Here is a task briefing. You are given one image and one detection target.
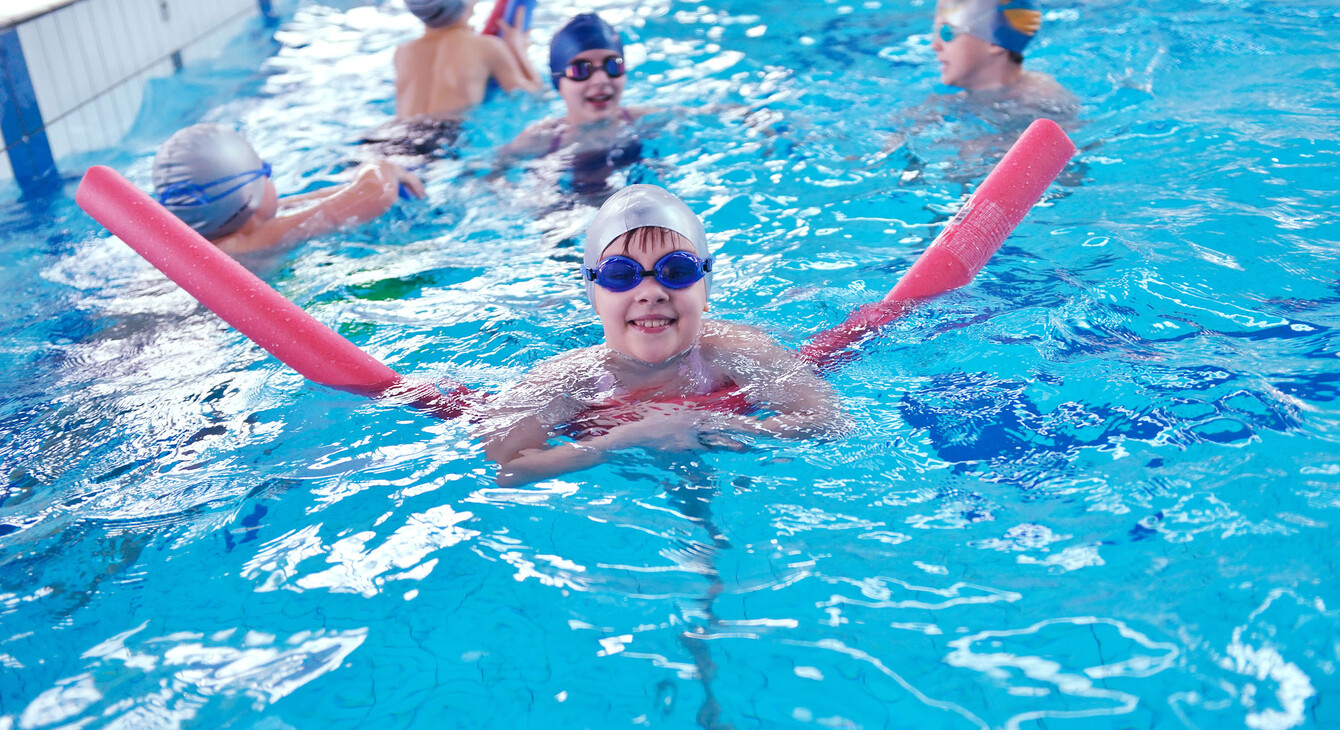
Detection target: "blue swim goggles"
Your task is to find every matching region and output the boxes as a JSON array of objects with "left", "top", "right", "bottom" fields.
[
  {"left": 937, "top": 22, "right": 963, "bottom": 43},
  {"left": 156, "top": 162, "right": 272, "bottom": 207},
  {"left": 584, "top": 251, "right": 712, "bottom": 292}
]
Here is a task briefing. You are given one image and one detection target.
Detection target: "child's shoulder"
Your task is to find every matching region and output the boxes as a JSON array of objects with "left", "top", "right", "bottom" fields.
[
  {"left": 699, "top": 319, "right": 796, "bottom": 371},
  {"left": 1014, "top": 71, "right": 1080, "bottom": 114},
  {"left": 525, "top": 345, "right": 611, "bottom": 389},
  {"left": 700, "top": 319, "right": 775, "bottom": 348}
]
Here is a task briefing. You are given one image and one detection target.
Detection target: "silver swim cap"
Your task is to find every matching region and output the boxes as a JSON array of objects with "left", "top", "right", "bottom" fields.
[
  {"left": 406, "top": 0, "right": 469, "bottom": 28},
  {"left": 583, "top": 184, "right": 712, "bottom": 304},
  {"left": 152, "top": 124, "right": 267, "bottom": 240}
]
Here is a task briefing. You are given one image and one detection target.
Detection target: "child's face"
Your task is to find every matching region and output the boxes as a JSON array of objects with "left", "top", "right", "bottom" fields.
[
  {"left": 930, "top": 21, "right": 998, "bottom": 88},
  {"left": 558, "top": 48, "right": 626, "bottom": 125},
  {"left": 592, "top": 230, "right": 707, "bottom": 365}
]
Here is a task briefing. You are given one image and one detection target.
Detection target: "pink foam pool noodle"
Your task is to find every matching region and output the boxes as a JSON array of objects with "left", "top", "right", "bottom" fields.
[{"left": 800, "top": 118, "right": 1076, "bottom": 366}]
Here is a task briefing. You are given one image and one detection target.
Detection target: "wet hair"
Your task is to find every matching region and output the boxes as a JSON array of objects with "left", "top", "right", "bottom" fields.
[
  {"left": 1009, "top": 50, "right": 1024, "bottom": 64},
  {"left": 606, "top": 226, "right": 692, "bottom": 257}
]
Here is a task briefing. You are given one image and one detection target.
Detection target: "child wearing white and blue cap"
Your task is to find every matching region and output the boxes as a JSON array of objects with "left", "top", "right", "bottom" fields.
[
  {"left": 478, "top": 184, "right": 849, "bottom": 486},
  {"left": 930, "top": 0, "right": 1073, "bottom": 106},
  {"left": 153, "top": 124, "right": 424, "bottom": 254}
]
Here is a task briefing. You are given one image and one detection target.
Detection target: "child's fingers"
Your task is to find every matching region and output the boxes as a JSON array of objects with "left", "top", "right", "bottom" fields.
[
  {"left": 402, "top": 173, "right": 426, "bottom": 199},
  {"left": 697, "top": 432, "right": 749, "bottom": 452}
]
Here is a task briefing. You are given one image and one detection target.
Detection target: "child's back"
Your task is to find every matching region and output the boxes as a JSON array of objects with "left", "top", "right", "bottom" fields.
[{"left": 395, "top": 0, "right": 539, "bottom": 119}]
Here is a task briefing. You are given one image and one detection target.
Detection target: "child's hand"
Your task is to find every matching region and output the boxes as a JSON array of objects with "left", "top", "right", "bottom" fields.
[
  {"left": 497, "top": 15, "right": 529, "bottom": 52},
  {"left": 594, "top": 405, "right": 701, "bottom": 452},
  {"left": 391, "top": 164, "right": 426, "bottom": 199},
  {"left": 594, "top": 405, "right": 752, "bottom": 454}
]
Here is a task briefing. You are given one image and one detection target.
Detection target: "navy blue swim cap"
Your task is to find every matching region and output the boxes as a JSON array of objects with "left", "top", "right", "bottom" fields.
[{"left": 549, "top": 13, "right": 623, "bottom": 89}]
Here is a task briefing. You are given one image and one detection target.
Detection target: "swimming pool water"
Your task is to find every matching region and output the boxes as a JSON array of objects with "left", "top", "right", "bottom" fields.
[{"left": 2, "top": 0, "right": 1339, "bottom": 727}]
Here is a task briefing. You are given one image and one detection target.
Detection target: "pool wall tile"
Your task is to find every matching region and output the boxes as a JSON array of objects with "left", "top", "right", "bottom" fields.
[{"left": 2, "top": 0, "right": 285, "bottom": 195}]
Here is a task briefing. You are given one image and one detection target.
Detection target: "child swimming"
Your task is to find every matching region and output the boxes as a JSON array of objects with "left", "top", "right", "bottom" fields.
[
  {"left": 877, "top": 0, "right": 1077, "bottom": 171},
  {"left": 479, "top": 184, "right": 849, "bottom": 486},
  {"left": 929, "top": 0, "right": 1077, "bottom": 115},
  {"left": 496, "top": 13, "right": 648, "bottom": 194},
  {"left": 371, "top": 0, "right": 541, "bottom": 158},
  {"left": 153, "top": 124, "right": 425, "bottom": 255}
]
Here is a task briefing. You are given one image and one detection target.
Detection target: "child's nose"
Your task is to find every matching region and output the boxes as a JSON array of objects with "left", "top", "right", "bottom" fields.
[{"left": 634, "top": 277, "right": 669, "bottom": 301}]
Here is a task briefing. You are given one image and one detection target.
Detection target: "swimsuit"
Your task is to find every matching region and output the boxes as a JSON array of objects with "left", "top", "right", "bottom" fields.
[
  {"left": 549, "top": 110, "right": 644, "bottom": 194},
  {"left": 360, "top": 117, "right": 463, "bottom": 159}
]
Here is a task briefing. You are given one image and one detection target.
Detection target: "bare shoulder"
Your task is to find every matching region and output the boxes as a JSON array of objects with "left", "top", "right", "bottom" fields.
[
  {"left": 701, "top": 319, "right": 772, "bottom": 346},
  {"left": 699, "top": 320, "right": 795, "bottom": 369},
  {"left": 502, "top": 117, "right": 565, "bottom": 158},
  {"left": 522, "top": 117, "right": 565, "bottom": 136},
  {"left": 514, "top": 346, "right": 613, "bottom": 397},
  {"left": 1015, "top": 71, "right": 1080, "bottom": 114},
  {"left": 623, "top": 106, "right": 663, "bottom": 122},
  {"left": 472, "top": 32, "right": 510, "bottom": 58}
]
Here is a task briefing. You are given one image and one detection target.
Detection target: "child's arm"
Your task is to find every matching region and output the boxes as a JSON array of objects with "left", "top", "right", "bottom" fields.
[
  {"left": 493, "top": 119, "right": 563, "bottom": 172},
  {"left": 483, "top": 405, "right": 719, "bottom": 487},
  {"left": 215, "top": 160, "right": 422, "bottom": 254},
  {"left": 483, "top": 20, "right": 541, "bottom": 93},
  {"left": 712, "top": 324, "right": 853, "bottom": 439}
]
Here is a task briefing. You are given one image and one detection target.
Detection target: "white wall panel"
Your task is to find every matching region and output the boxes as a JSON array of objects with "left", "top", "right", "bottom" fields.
[
  {"left": 6, "top": 0, "right": 280, "bottom": 190},
  {"left": 18, "top": 13, "right": 65, "bottom": 122},
  {"left": 73, "top": 3, "right": 108, "bottom": 107},
  {"left": 46, "top": 8, "right": 87, "bottom": 121},
  {"left": 44, "top": 110, "right": 73, "bottom": 162},
  {"left": 111, "top": 81, "right": 137, "bottom": 136},
  {"left": 124, "top": 0, "right": 155, "bottom": 74},
  {"left": 88, "top": 0, "right": 126, "bottom": 89}
]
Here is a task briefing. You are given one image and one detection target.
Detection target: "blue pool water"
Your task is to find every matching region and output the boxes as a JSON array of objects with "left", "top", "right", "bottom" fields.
[{"left": 3, "top": 0, "right": 1339, "bottom": 727}]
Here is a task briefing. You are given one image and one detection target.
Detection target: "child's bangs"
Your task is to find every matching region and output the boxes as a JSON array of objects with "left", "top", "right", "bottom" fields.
[{"left": 614, "top": 226, "right": 690, "bottom": 255}]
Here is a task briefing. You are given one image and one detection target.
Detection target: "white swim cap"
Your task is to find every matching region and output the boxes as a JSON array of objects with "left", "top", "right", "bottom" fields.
[
  {"left": 405, "top": 0, "right": 469, "bottom": 28},
  {"left": 152, "top": 124, "right": 267, "bottom": 240},
  {"left": 583, "top": 184, "right": 712, "bottom": 304}
]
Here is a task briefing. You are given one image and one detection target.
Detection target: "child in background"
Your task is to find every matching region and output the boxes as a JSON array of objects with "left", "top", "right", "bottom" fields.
[
  {"left": 930, "top": 0, "right": 1077, "bottom": 115},
  {"left": 153, "top": 124, "right": 424, "bottom": 255},
  {"left": 376, "top": 0, "right": 541, "bottom": 157},
  {"left": 497, "top": 13, "right": 647, "bottom": 193},
  {"left": 478, "top": 185, "right": 849, "bottom": 486},
  {"left": 877, "top": 0, "right": 1077, "bottom": 170}
]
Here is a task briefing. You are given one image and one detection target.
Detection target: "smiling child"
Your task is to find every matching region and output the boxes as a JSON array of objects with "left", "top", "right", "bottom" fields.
[
  {"left": 496, "top": 13, "right": 648, "bottom": 193},
  {"left": 478, "top": 185, "right": 849, "bottom": 486}
]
